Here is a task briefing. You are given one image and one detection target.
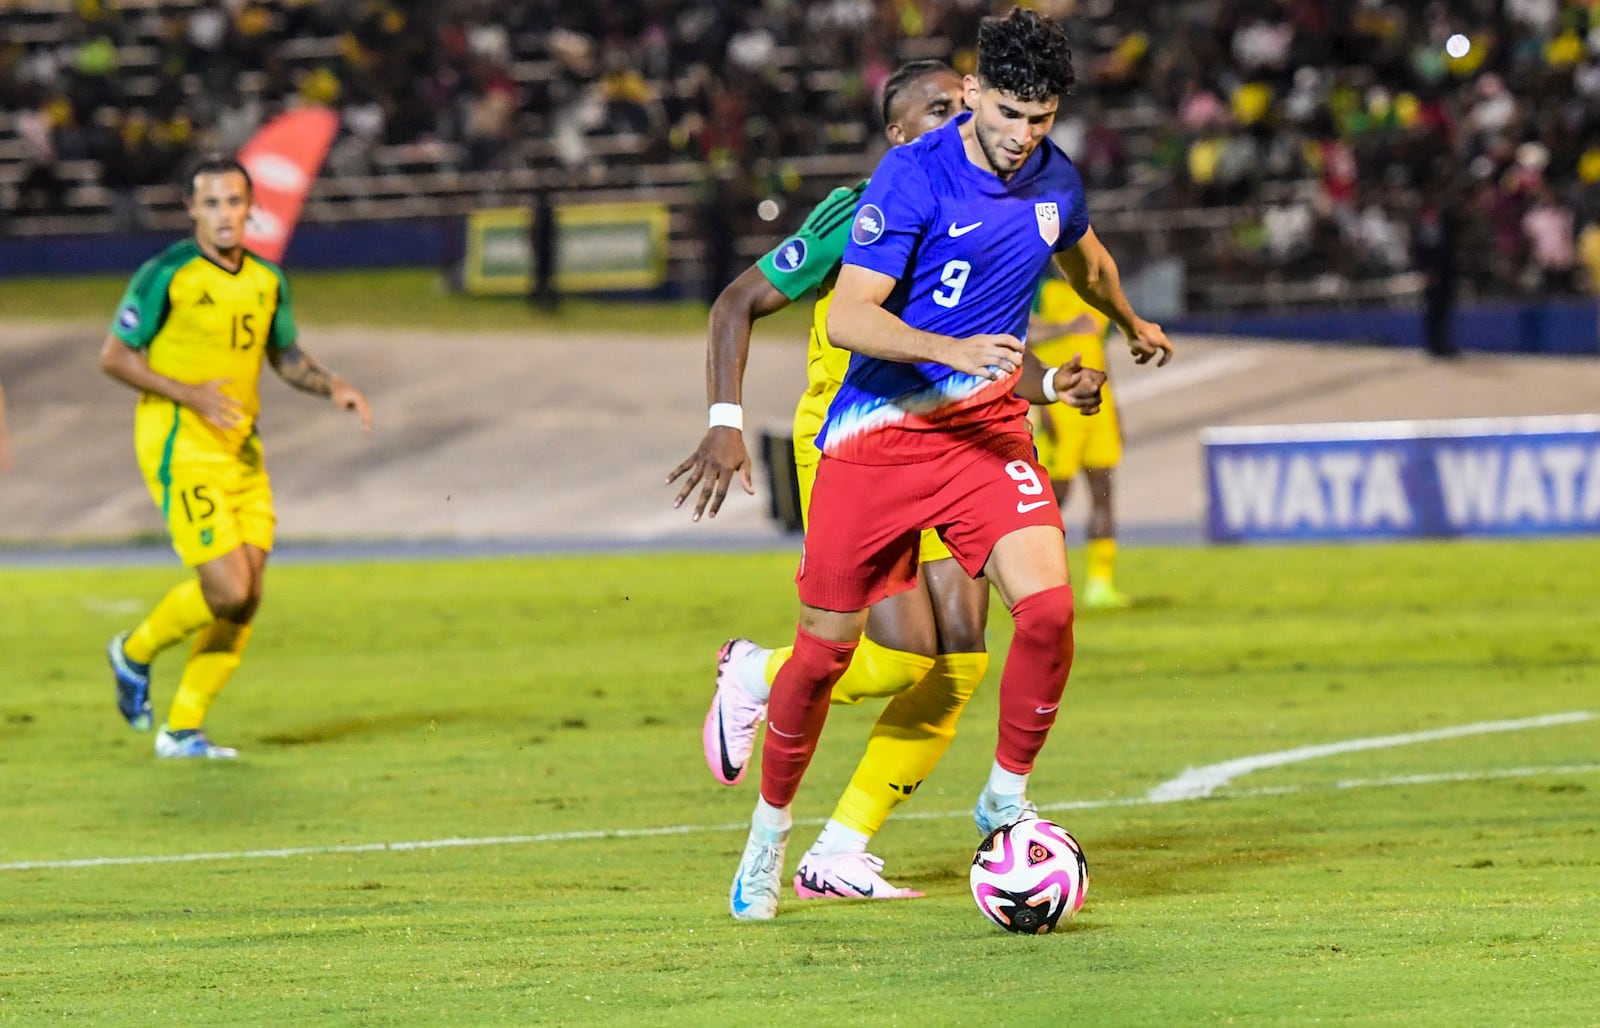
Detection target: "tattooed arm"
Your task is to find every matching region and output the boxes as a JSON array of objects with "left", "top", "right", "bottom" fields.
[{"left": 268, "top": 343, "right": 373, "bottom": 430}]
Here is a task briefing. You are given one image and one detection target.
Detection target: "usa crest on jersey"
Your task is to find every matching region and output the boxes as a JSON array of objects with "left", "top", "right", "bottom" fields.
[{"left": 1035, "top": 202, "right": 1060, "bottom": 246}]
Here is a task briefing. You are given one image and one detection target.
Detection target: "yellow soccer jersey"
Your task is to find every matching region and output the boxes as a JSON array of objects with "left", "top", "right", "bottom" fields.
[
  {"left": 791, "top": 288, "right": 852, "bottom": 466},
  {"left": 111, "top": 240, "right": 297, "bottom": 459},
  {"left": 756, "top": 181, "right": 865, "bottom": 466},
  {"left": 1029, "top": 276, "right": 1112, "bottom": 374}
]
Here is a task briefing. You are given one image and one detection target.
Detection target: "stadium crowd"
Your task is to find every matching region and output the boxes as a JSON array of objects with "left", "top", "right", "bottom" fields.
[{"left": 2, "top": 0, "right": 1599, "bottom": 303}]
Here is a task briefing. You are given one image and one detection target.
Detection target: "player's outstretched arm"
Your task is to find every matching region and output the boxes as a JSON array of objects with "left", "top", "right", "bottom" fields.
[
  {"left": 1055, "top": 227, "right": 1174, "bottom": 367},
  {"left": 828, "top": 264, "right": 1023, "bottom": 378},
  {"left": 267, "top": 343, "right": 373, "bottom": 431},
  {"left": 666, "top": 265, "right": 791, "bottom": 522},
  {"left": 99, "top": 332, "right": 244, "bottom": 431},
  {"left": 1015, "top": 350, "right": 1105, "bottom": 413}
]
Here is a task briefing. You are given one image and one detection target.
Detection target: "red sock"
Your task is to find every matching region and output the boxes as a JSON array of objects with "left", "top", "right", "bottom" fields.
[
  {"left": 759, "top": 627, "right": 857, "bottom": 808},
  {"left": 995, "top": 585, "right": 1075, "bottom": 774}
]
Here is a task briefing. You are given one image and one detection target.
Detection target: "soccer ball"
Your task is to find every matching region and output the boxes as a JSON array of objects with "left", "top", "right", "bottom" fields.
[{"left": 970, "top": 818, "right": 1089, "bottom": 934}]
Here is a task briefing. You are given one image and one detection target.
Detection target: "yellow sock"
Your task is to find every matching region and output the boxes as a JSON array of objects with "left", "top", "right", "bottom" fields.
[
  {"left": 763, "top": 646, "right": 791, "bottom": 689},
  {"left": 828, "top": 637, "right": 935, "bottom": 705},
  {"left": 831, "top": 651, "right": 990, "bottom": 836},
  {"left": 166, "top": 621, "right": 252, "bottom": 731},
  {"left": 765, "top": 637, "right": 934, "bottom": 703},
  {"left": 125, "top": 579, "right": 214, "bottom": 664},
  {"left": 1087, "top": 538, "right": 1117, "bottom": 586}
]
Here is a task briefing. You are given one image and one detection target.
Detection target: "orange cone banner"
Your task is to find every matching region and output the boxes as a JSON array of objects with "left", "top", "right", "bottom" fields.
[{"left": 239, "top": 108, "right": 339, "bottom": 262}]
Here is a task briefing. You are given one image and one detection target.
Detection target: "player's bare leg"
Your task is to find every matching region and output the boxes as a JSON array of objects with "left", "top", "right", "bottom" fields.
[{"left": 973, "top": 525, "right": 1076, "bottom": 833}]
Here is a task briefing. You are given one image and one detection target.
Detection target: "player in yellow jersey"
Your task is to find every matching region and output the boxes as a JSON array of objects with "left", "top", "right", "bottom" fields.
[
  {"left": 667, "top": 61, "right": 1103, "bottom": 900},
  {"left": 1029, "top": 274, "right": 1130, "bottom": 609},
  {"left": 100, "top": 154, "right": 372, "bottom": 759}
]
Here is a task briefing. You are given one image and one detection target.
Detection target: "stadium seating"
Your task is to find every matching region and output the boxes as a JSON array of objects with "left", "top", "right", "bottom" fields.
[{"left": 1, "top": 0, "right": 1595, "bottom": 308}]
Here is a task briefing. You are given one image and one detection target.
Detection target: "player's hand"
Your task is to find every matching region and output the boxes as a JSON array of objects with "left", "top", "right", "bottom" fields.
[
  {"left": 952, "top": 333, "right": 1026, "bottom": 380},
  {"left": 333, "top": 380, "right": 373, "bottom": 432},
  {"left": 666, "top": 427, "right": 754, "bottom": 521},
  {"left": 1053, "top": 355, "right": 1107, "bottom": 415},
  {"left": 184, "top": 379, "right": 244, "bottom": 431},
  {"left": 1126, "top": 319, "right": 1174, "bottom": 366}
]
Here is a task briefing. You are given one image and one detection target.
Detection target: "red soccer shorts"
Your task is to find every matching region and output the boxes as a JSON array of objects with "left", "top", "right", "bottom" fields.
[{"left": 797, "top": 427, "right": 1065, "bottom": 612}]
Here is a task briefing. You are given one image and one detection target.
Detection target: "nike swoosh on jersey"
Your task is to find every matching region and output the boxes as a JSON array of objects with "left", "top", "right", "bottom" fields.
[
  {"left": 1035, "top": 703, "right": 1060, "bottom": 715},
  {"left": 948, "top": 221, "right": 983, "bottom": 237},
  {"left": 1017, "top": 500, "right": 1053, "bottom": 513}
]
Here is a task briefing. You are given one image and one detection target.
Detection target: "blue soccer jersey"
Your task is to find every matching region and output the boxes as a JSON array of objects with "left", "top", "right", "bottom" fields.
[{"left": 818, "top": 112, "right": 1090, "bottom": 464}]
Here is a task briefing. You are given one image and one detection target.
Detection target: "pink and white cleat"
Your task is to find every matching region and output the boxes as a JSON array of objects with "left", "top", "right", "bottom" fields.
[
  {"left": 703, "top": 638, "right": 767, "bottom": 786},
  {"left": 793, "top": 851, "right": 925, "bottom": 900}
]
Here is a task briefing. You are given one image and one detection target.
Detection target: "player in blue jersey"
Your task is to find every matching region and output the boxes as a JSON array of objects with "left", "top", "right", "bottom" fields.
[{"left": 727, "top": 7, "right": 1173, "bottom": 920}]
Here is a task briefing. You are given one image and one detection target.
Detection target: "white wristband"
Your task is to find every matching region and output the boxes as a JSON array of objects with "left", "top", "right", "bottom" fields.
[
  {"left": 1040, "top": 366, "right": 1061, "bottom": 403},
  {"left": 708, "top": 402, "right": 744, "bottom": 431}
]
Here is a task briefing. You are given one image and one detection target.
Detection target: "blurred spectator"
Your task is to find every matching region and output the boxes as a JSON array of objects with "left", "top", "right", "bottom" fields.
[
  {"left": 528, "top": 183, "right": 559, "bottom": 312},
  {"left": 698, "top": 160, "right": 748, "bottom": 306},
  {"left": 1415, "top": 177, "right": 1463, "bottom": 359},
  {"left": 1579, "top": 218, "right": 1600, "bottom": 297},
  {"left": 15, "top": 89, "right": 67, "bottom": 214},
  {"left": 1522, "top": 185, "right": 1577, "bottom": 293}
]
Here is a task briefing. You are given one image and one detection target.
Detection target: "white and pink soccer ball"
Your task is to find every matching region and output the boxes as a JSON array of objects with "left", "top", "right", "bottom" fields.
[{"left": 970, "top": 818, "right": 1089, "bottom": 934}]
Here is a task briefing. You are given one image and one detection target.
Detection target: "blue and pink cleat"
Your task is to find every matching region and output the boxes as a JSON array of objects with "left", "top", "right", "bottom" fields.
[{"left": 107, "top": 631, "right": 153, "bottom": 732}]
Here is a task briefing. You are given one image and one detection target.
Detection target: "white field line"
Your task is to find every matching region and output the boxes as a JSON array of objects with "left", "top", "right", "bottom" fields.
[
  {"left": 4, "top": 758, "right": 1597, "bottom": 874},
  {"left": 1145, "top": 711, "right": 1596, "bottom": 803}
]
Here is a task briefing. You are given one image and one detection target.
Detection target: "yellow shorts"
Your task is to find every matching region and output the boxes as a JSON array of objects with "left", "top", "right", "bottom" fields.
[
  {"left": 138, "top": 433, "right": 275, "bottom": 567},
  {"left": 796, "top": 458, "right": 951, "bottom": 564},
  {"left": 1031, "top": 397, "right": 1121, "bottom": 482}
]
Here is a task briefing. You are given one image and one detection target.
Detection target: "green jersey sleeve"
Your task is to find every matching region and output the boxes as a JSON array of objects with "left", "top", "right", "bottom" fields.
[
  {"left": 262, "top": 258, "right": 298, "bottom": 350},
  {"left": 110, "top": 242, "right": 192, "bottom": 349},
  {"left": 755, "top": 181, "right": 869, "bottom": 300}
]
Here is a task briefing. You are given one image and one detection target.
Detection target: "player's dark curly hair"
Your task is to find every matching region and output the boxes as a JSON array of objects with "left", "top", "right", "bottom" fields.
[
  {"left": 880, "top": 59, "right": 956, "bottom": 126},
  {"left": 184, "top": 153, "right": 253, "bottom": 198},
  {"left": 976, "top": 7, "right": 1075, "bottom": 102}
]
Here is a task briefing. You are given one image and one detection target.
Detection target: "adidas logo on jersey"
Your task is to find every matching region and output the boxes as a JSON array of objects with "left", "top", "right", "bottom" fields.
[{"left": 196, "top": 292, "right": 216, "bottom": 306}]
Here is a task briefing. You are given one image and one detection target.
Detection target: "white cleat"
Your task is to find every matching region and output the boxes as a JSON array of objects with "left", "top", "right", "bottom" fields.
[
  {"left": 973, "top": 788, "right": 1038, "bottom": 836},
  {"left": 703, "top": 638, "right": 767, "bottom": 786},
  {"left": 155, "top": 725, "right": 239, "bottom": 759},
  {"left": 793, "top": 851, "right": 924, "bottom": 900},
  {"left": 730, "top": 816, "right": 789, "bottom": 921}
]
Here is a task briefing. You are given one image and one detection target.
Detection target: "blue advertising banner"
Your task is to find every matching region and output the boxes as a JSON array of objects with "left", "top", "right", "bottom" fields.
[{"left": 1203, "top": 416, "right": 1600, "bottom": 543}]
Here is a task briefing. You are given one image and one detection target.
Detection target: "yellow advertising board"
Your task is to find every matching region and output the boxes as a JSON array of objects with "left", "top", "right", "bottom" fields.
[{"left": 463, "top": 202, "right": 670, "bottom": 295}]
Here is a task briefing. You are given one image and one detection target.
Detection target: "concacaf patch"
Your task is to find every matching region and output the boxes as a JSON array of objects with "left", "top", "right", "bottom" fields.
[
  {"left": 1035, "top": 202, "right": 1060, "bottom": 246},
  {"left": 773, "top": 237, "right": 807, "bottom": 272},
  {"left": 117, "top": 304, "right": 140, "bottom": 331},
  {"left": 852, "top": 203, "right": 885, "bottom": 245}
]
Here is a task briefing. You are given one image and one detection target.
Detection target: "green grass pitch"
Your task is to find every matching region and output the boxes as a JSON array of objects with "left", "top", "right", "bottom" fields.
[
  {"left": 1, "top": 540, "right": 1597, "bottom": 1024},
  {"left": 0, "top": 268, "right": 814, "bottom": 337}
]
